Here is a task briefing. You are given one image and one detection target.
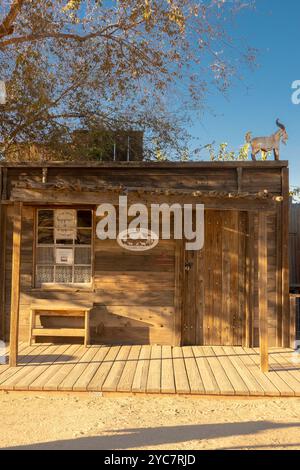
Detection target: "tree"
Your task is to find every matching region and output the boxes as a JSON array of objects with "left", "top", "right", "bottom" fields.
[{"left": 0, "top": 1, "right": 256, "bottom": 161}]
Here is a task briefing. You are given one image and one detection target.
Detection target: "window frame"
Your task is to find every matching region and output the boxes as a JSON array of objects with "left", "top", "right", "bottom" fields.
[{"left": 34, "top": 207, "right": 94, "bottom": 289}]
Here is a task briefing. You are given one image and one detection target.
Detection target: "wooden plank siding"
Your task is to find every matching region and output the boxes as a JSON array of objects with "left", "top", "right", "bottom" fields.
[
  {"left": 258, "top": 212, "right": 269, "bottom": 372},
  {"left": 289, "top": 202, "right": 300, "bottom": 287},
  {"left": 0, "top": 162, "right": 289, "bottom": 350},
  {"left": 4, "top": 207, "right": 177, "bottom": 346},
  {"left": 251, "top": 212, "right": 279, "bottom": 347},
  {"left": 3, "top": 204, "right": 282, "bottom": 347},
  {"left": 6, "top": 164, "right": 284, "bottom": 196},
  {"left": 93, "top": 237, "right": 176, "bottom": 345},
  {"left": 289, "top": 202, "right": 300, "bottom": 343}
]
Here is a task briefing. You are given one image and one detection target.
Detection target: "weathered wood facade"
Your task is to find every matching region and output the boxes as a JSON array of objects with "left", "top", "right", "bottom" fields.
[{"left": 0, "top": 161, "right": 291, "bottom": 370}]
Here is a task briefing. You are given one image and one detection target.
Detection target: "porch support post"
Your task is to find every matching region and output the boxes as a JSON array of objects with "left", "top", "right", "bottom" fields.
[
  {"left": 9, "top": 201, "right": 22, "bottom": 367},
  {"left": 245, "top": 212, "right": 255, "bottom": 347},
  {"left": 0, "top": 204, "right": 7, "bottom": 340},
  {"left": 258, "top": 211, "right": 268, "bottom": 373},
  {"left": 281, "top": 168, "right": 290, "bottom": 347}
]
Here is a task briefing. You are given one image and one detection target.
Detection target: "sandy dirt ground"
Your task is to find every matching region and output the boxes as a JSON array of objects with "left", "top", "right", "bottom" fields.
[{"left": 0, "top": 392, "right": 299, "bottom": 450}]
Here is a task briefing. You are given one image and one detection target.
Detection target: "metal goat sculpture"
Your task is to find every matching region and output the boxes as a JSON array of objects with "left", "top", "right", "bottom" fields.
[{"left": 246, "top": 119, "right": 288, "bottom": 161}]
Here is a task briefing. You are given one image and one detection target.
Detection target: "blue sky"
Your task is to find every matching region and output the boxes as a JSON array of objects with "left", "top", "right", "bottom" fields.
[{"left": 190, "top": 0, "right": 300, "bottom": 187}]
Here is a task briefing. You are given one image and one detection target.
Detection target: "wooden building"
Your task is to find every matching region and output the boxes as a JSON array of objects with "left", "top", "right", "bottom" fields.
[{"left": 0, "top": 161, "right": 292, "bottom": 372}]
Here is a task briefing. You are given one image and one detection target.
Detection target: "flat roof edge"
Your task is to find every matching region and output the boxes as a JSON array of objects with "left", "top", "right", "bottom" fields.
[{"left": 0, "top": 160, "right": 289, "bottom": 168}]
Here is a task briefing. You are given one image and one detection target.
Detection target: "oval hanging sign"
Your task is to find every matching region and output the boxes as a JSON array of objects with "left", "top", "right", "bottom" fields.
[{"left": 117, "top": 228, "right": 159, "bottom": 252}]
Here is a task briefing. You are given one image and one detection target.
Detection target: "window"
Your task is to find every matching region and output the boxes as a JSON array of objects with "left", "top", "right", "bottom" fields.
[{"left": 35, "top": 209, "right": 92, "bottom": 286}]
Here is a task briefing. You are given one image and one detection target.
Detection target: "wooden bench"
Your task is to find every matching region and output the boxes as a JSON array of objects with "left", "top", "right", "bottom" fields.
[{"left": 29, "top": 302, "right": 93, "bottom": 347}]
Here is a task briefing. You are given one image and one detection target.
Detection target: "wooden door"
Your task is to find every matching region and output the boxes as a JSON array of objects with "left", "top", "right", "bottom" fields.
[
  {"left": 181, "top": 211, "right": 246, "bottom": 346},
  {"left": 203, "top": 210, "right": 246, "bottom": 346}
]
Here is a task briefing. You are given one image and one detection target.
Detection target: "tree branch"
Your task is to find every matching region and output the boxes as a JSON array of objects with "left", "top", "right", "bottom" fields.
[
  {"left": 0, "top": 0, "right": 25, "bottom": 38},
  {"left": 0, "top": 18, "right": 145, "bottom": 48}
]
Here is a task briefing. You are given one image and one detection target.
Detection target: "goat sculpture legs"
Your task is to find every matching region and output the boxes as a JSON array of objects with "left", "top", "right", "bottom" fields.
[
  {"left": 251, "top": 149, "right": 258, "bottom": 161},
  {"left": 251, "top": 147, "right": 280, "bottom": 161},
  {"left": 273, "top": 148, "right": 280, "bottom": 161}
]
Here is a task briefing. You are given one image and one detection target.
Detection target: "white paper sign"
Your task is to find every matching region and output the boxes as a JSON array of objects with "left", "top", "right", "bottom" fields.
[
  {"left": 54, "top": 209, "right": 76, "bottom": 240},
  {"left": 55, "top": 248, "right": 74, "bottom": 265}
]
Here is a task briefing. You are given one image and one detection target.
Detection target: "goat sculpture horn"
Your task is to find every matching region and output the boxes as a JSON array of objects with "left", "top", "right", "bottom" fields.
[{"left": 276, "top": 119, "right": 286, "bottom": 130}]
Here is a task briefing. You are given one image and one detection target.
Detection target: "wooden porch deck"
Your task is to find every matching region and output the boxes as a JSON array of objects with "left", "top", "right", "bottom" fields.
[{"left": 1, "top": 344, "right": 300, "bottom": 396}]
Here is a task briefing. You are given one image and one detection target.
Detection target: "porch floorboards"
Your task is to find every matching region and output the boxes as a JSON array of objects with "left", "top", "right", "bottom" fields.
[{"left": 0, "top": 344, "right": 300, "bottom": 396}]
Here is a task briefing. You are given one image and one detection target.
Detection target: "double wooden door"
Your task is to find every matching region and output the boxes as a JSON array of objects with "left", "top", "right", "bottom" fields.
[{"left": 181, "top": 210, "right": 247, "bottom": 346}]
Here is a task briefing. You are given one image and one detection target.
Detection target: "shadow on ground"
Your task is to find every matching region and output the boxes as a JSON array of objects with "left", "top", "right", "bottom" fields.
[{"left": 5, "top": 420, "right": 300, "bottom": 450}]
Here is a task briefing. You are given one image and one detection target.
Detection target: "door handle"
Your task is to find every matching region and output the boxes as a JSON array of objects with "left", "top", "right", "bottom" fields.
[{"left": 185, "top": 261, "right": 193, "bottom": 271}]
